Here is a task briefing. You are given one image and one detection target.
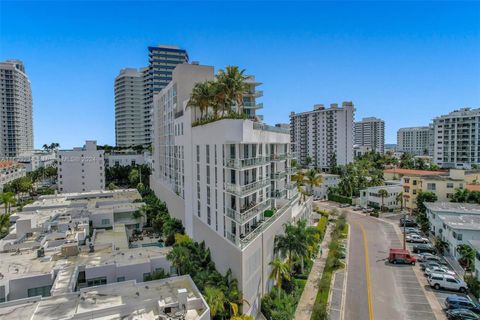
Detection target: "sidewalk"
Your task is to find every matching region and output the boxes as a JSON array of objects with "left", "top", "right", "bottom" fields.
[{"left": 294, "top": 224, "right": 334, "bottom": 320}]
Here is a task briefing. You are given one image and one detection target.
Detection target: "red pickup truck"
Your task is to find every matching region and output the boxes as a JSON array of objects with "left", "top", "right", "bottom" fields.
[{"left": 388, "top": 248, "right": 416, "bottom": 265}]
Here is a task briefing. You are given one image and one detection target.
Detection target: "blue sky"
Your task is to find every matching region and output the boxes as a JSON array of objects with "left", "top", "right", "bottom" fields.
[{"left": 1, "top": 1, "right": 479, "bottom": 148}]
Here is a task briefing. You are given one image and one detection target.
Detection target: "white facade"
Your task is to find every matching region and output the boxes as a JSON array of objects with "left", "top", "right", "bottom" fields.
[
  {"left": 312, "top": 174, "right": 340, "bottom": 199},
  {"left": 58, "top": 140, "right": 105, "bottom": 193},
  {"left": 150, "top": 63, "right": 312, "bottom": 315},
  {"left": 16, "top": 149, "right": 56, "bottom": 172},
  {"left": 397, "top": 126, "right": 433, "bottom": 156},
  {"left": 105, "top": 152, "right": 147, "bottom": 167},
  {"left": 290, "top": 103, "right": 355, "bottom": 170},
  {"left": 359, "top": 184, "right": 402, "bottom": 210},
  {"left": 0, "top": 161, "right": 26, "bottom": 191},
  {"left": 114, "top": 68, "right": 148, "bottom": 147},
  {"left": 0, "top": 60, "right": 33, "bottom": 157},
  {"left": 432, "top": 108, "right": 480, "bottom": 169},
  {"left": 426, "top": 202, "right": 480, "bottom": 257},
  {"left": 354, "top": 117, "right": 385, "bottom": 153}
]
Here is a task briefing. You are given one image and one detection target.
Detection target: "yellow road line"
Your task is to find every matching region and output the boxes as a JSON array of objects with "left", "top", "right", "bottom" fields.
[{"left": 359, "top": 223, "right": 375, "bottom": 320}]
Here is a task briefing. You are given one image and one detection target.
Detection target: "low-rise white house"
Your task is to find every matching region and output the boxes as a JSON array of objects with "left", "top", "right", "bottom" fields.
[
  {"left": 105, "top": 151, "right": 150, "bottom": 168},
  {"left": 58, "top": 140, "right": 105, "bottom": 193},
  {"left": 16, "top": 149, "right": 57, "bottom": 172},
  {"left": 312, "top": 174, "right": 340, "bottom": 199},
  {"left": 359, "top": 184, "right": 402, "bottom": 210},
  {"left": 425, "top": 202, "right": 480, "bottom": 257}
]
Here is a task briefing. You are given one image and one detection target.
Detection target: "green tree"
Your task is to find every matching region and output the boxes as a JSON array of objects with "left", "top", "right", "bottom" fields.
[
  {"left": 166, "top": 245, "right": 191, "bottom": 275},
  {"left": 457, "top": 244, "right": 476, "bottom": 272},
  {"left": 269, "top": 258, "right": 291, "bottom": 297},
  {"left": 433, "top": 236, "right": 448, "bottom": 255},
  {"left": 0, "top": 212, "right": 11, "bottom": 239},
  {"left": 416, "top": 191, "right": 438, "bottom": 213},
  {"left": 396, "top": 192, "right": 404, "bottom": 211},
  {"left": 204, "top": 286, "right": 226, "bottom": 318},
  {"left": 216, "top": 66, "right": 249, "bottom": 115},
  {"left": 305, "top": 169, "right": 323, "bottom": 195},
  {"left": 187, "top": 80, "right": 216, "bottom": 120},
  {"left": 128, "top": 168, "right": 140, "bottom": 186},
  {"left": 0, "top": 192, "right": 15, "bottom": 214},
  {"left": 378, "top": 189, "right": 389, "bottom": 211}
]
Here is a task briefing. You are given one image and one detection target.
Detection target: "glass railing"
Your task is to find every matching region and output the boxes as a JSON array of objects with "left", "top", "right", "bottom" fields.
[
  {"left": 224, "top": 156, "right": 268, "bottom": 169},
  {"left": 271, "top": 189, "right": 287, "bottom": 198},
  {"left": 270, "top": 154, "right": 287, "bottom": 161},
  {"left": 226, "top": 198, "right": 271, "bottom": 223},
  {"left": 270, "top": 172, "right": 287, "bottom": 180},
  {"left": 225, "top": 178, "right": 270, "bottom": 196}
]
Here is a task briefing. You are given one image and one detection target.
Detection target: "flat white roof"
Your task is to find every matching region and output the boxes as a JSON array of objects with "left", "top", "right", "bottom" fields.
[
  {"left": 439, "top": 214, "right": 480, "bottom": 231},
  {"left": 425, "top": 202, "right": 480, "bottom": 214}
]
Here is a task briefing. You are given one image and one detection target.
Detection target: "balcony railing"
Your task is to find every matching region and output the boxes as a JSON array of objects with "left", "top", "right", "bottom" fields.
[
  {"left": 224, "top": 156, "right": 268, "bottom": 169},
  {"left": 271, "top": 189, "right": 287, "bottom": 198},
  {"left": 270, "top": 172, "right": 287, "bottom": 180},
  {"left": 226, "top": 198, "right": 271, "bottom": 223},
  {"left": 225, "top": 178, "right": 270, "bottom": 196}
]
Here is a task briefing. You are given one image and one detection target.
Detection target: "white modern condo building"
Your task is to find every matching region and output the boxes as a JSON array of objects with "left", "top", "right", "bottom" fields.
[
  {"left": 150, "top": 63, "right": 312, "bottom": 315},
  {"left": 58, "top": 140, "right": 105, "bottom": 193},
  {"left": 290, "top": 103, "right": 355, "bottom": 170},
  {"left": 432, "top": 108, "right": 480, "bottom": 169},
  {"left": 354, "top": 117, "right": 385, "bottom": 154},
  {"left": 396, "top": 126, "right": 433, "bottom": 156},
  {"left": 0, "top": 60, "right": 33, "bottom": 157}
]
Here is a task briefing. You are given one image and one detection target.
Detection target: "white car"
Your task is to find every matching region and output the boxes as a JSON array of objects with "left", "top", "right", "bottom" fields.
[
  {"left": 427, "top": 273, "right": 468, "bottom": 292},
  {"left": 406, "top": 234, "right": 429, "bottom": 243},
  {"left": 425, "top": 266, "right": 456, "bottom": 277}
]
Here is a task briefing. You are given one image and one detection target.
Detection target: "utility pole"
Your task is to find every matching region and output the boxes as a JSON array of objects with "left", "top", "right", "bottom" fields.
[{"left": 403, "top": 212, "right": 406, "bottom": 250}]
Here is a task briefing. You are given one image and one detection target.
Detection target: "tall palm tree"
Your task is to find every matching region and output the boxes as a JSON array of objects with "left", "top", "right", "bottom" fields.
[
  {"left": 457, "top": 244, "right": 476, "bottom": 272},
  {"left": 305, "top": 169, "right": 323, "bottom": 195},
  {"left": 269, "top": 258, "right": 290, "bottom": 297},
  {"left": 0, "top": 212, "right": 11, "bottom": 239},
  {"left": 204, "top": 286, "right": 226, "bottom": 318},
  {"left": 396, "top": 192, "right": 404, "bottom": 211},
  {"left": 0, "top": 192, "right": 15, "bottom": 214},
  {"left": 216, "top": 66, "right": 248, "bottom": 115},
  {"left": 378, "top": 189, "right": 389, "bottom": 211}
]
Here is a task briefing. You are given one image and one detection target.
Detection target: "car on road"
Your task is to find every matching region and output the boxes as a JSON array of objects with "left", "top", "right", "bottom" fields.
[
  {"left": 425, "top": 266, "right": 455, "bottom": 277},
  {"left": 429, "top": 273, "right": 468, "bottom": 293},
  {"left": 339, "top": 203, "right": 350, "bottom": 208},
  {"left": 352, "top": 205, "right": 362, "bottom": 211},
  {"left": 413, "top": 243, "right": 436, "bottom": 254},
  {"left": 446, "top": 308, "right": 480, "bottom": 319},
  {"left": 388, "top": 248, "right": 416, "bottom": 265},
  {"left": 406, "top": 234, "right": 429, "bottom": 243},
  {"left": 416, "top": 252, "right": 436, "bottom": 261},
  {"left": 403, "top": 227, "right": 422, "bottom": 234}
]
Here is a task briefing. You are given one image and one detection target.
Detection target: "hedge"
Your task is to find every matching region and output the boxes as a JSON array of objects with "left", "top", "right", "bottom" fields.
[{"left": 327, "top": 193, "right": 352, "bottom": 205}]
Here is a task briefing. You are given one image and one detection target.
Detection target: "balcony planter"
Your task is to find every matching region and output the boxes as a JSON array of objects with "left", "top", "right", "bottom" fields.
[{"left": 263, "top": 209, "right": 274, "bottom": 218}]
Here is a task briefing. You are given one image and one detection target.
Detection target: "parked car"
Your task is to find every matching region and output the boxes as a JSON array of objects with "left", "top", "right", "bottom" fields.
[
  {"left": 445, "top": 295, "right": 480, "bottom": 313},
  {"left": 406, "top": 234, "right": 429, "bottom": 243},
  {"left": 421, "top": 260, "right": 448, "bottom": 271},
  {"left": 416, "top": 252, "right": 436, "bottom": 262},
  {"left": 339, "top": 203, "right": 350, "bottom": 208},
  {"left": 425, "top": 266, "right": 455, "bottom": 277},
  {"left": 429, "top": 274, "right": 468, "bottom": 293},
  {"left": 413, "top": 244, "right": 436, "bottom": 254},
  {"left": 446, "top": 308, "right": 480, "bottom": 319},
  {"left": 352, "top": 206, "right": 362, "bottom": 211},
  {"left": 400, "top": 218, "right": 417, "bottom": 227},
  {"left": 403, "top": 227, "right": 421, "bottom": 234},
  {"left": 388, "top": 248, "right": 416, "bottom": 265}
]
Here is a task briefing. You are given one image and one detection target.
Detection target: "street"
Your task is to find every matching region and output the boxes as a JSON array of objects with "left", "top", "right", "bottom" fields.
[{"left": 315, "top": 202, "right": 440, "bottom": 320}]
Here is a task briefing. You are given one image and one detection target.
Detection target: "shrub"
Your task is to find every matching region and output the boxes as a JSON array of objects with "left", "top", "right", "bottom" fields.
[
  {"left": 264, "top": 209, "right": 274, "bottom": 218},
  {"left": 465, "top": 275, "right": 480, "bottom": 299},
  {"left": 327, "top": 193, "right": 352, "bottom": 204}
]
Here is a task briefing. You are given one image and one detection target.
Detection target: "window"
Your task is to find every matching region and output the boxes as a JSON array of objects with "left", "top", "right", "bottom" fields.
[
  {"left": 447, "top": 183, "right": 454, "bottom": 189},
  {"left": 196, "top": 145, "right": 200, "bottom": 162},
  {"left": 206, "top": 166, "right": 210, "bottom": 184},
  {"left": 87, "top": 277, "right": 107, "bottom": 287},
  {"left": 197, "top": 200, "right": 201, "bottom": 217},
  {"left": 101, "top": 219, "right": 110, "bottom": 225},
  {"left": 457, "top": 233, "right": 463, "bottom": 241},
  {"left": 207, "top": 186, "right": 211, "bottom": 205},
  {"left": 206, "top": 145, "right": 210, "bottom": 163},
  {"left": 117, "top": 276, "right": 125, "bottom": 282},
  {"left": 27, "top": 285, "right": 52, "bottom": 297},
  {"left": 427, "top": 183, "right": 436, "bottom": 191},
  {"left": 143, "top": 273, "right": 150, "bottom": 281},
  {"left": 207, "top": 207, "right": 211, "bottom": 225}
]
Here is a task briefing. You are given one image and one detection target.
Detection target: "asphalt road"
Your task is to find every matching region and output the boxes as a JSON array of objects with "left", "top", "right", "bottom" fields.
[{"left": 315, "top": 202, "right": 439, "bottom": 320}]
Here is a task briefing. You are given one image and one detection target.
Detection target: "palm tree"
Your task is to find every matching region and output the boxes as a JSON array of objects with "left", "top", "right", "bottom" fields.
[
  {"left": 433, "top": 236, "right": 448, "bottom": 255},
  {"left": 0, "top": 192, "right": 15, "bottom": 214},
  {"left": 305, "top": 169, "right": 323, "bottom": 195},
  {"left": 166, "top": 246, "right": 190, "bottom": 275},
  {"left": 269, "top": 258, "right": 290, "bottom": 297},
  {"left": 204, "top": 286, "right": 226, "bottom": 318},
  {"left": 396, "top": 192, "right": 404, "bottom": 211},
  {"left": 457, "top": 244, "right": 476, "bottom": 272},
  {"left": 378, "top": 189, "right": 389, "bottom": 211},
  {"left": 187, "top": 81, "right": 215, "bottom": 120},
  {"left": 216, "top": 66, "right": 248, "bottom": 115},
  {"left": 0, "top": 212, "right": 11, "bottom": 238}
]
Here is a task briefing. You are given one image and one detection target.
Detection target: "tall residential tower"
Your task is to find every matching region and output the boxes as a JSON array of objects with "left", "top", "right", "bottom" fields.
[
  {"left": 0, "top": 60, "right": 33, "bottom": 157},
  {"left": 290, "top": 102, "right": 355, "bottom": 170},
  {"left": 396, "top": 126, "right": 432, "bottom": 156},
  {"left": 354, "top": 117, "right": 385, "bottom": 153}
]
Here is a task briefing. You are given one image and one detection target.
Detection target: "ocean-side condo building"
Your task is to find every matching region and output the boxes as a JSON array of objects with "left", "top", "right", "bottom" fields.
[{"left": 354, "top": 117, "right": 385, "bottom": 154}]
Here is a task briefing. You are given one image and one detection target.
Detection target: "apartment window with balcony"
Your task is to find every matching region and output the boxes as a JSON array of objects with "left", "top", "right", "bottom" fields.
[
  {"left": 206, "top": 165, "right": 210, "bottom": 185},
  {"left": 197, "top": 182, "right": 200, "bottom": 200},
  {"left": 214, "top": 145, "right": 217, "bottom": 165},
  {"left": 215, "top": 189, "right": 218, "bottom": 209},
  {"left": 196, "top": 145, "right": 200, "bottom": 162},
  {"left": 215, "top": 211, "right": 218, "bottom": 231},
  {"left": 206, "top": 145, "right": 210, "bottom": 164},
  {"left": 197, "top": 200, "right": 201, "bottom": 217},
  {"left": 197, "top": 164, "right": 200, "bottom": 181},
  {"left": 215, "top": 167, "right": 218, "bottom": 185},
  {"left": 207, "top": 186, "right": 211, "bottom": 205}
]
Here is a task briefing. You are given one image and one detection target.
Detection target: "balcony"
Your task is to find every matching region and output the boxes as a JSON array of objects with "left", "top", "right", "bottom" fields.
[
  {"left": 226, "top": 198, "right": 271, "bottom": 223},
  {"left": 271, "top": 189, "right": 287, "bottom": 198},
  {"left": 225, "top": 178, "right": 270, "bottom": 196},
  {"left": 270, "top": 154, "right": 287, "bottom": 161},
  {"left": 243, "top": 102, "right": 264, "bottom": 109},
  {"left": 270, "top": 171, "right": 287, "bottom": 180},
  {"left": 224, "top": 156, "right": 268, "bottom": 169}
]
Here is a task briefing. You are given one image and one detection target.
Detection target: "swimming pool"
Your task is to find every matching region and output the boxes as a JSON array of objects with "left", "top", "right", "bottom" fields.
[{"left": 141, "top": 242, "right": 165, "bottom": 248}]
